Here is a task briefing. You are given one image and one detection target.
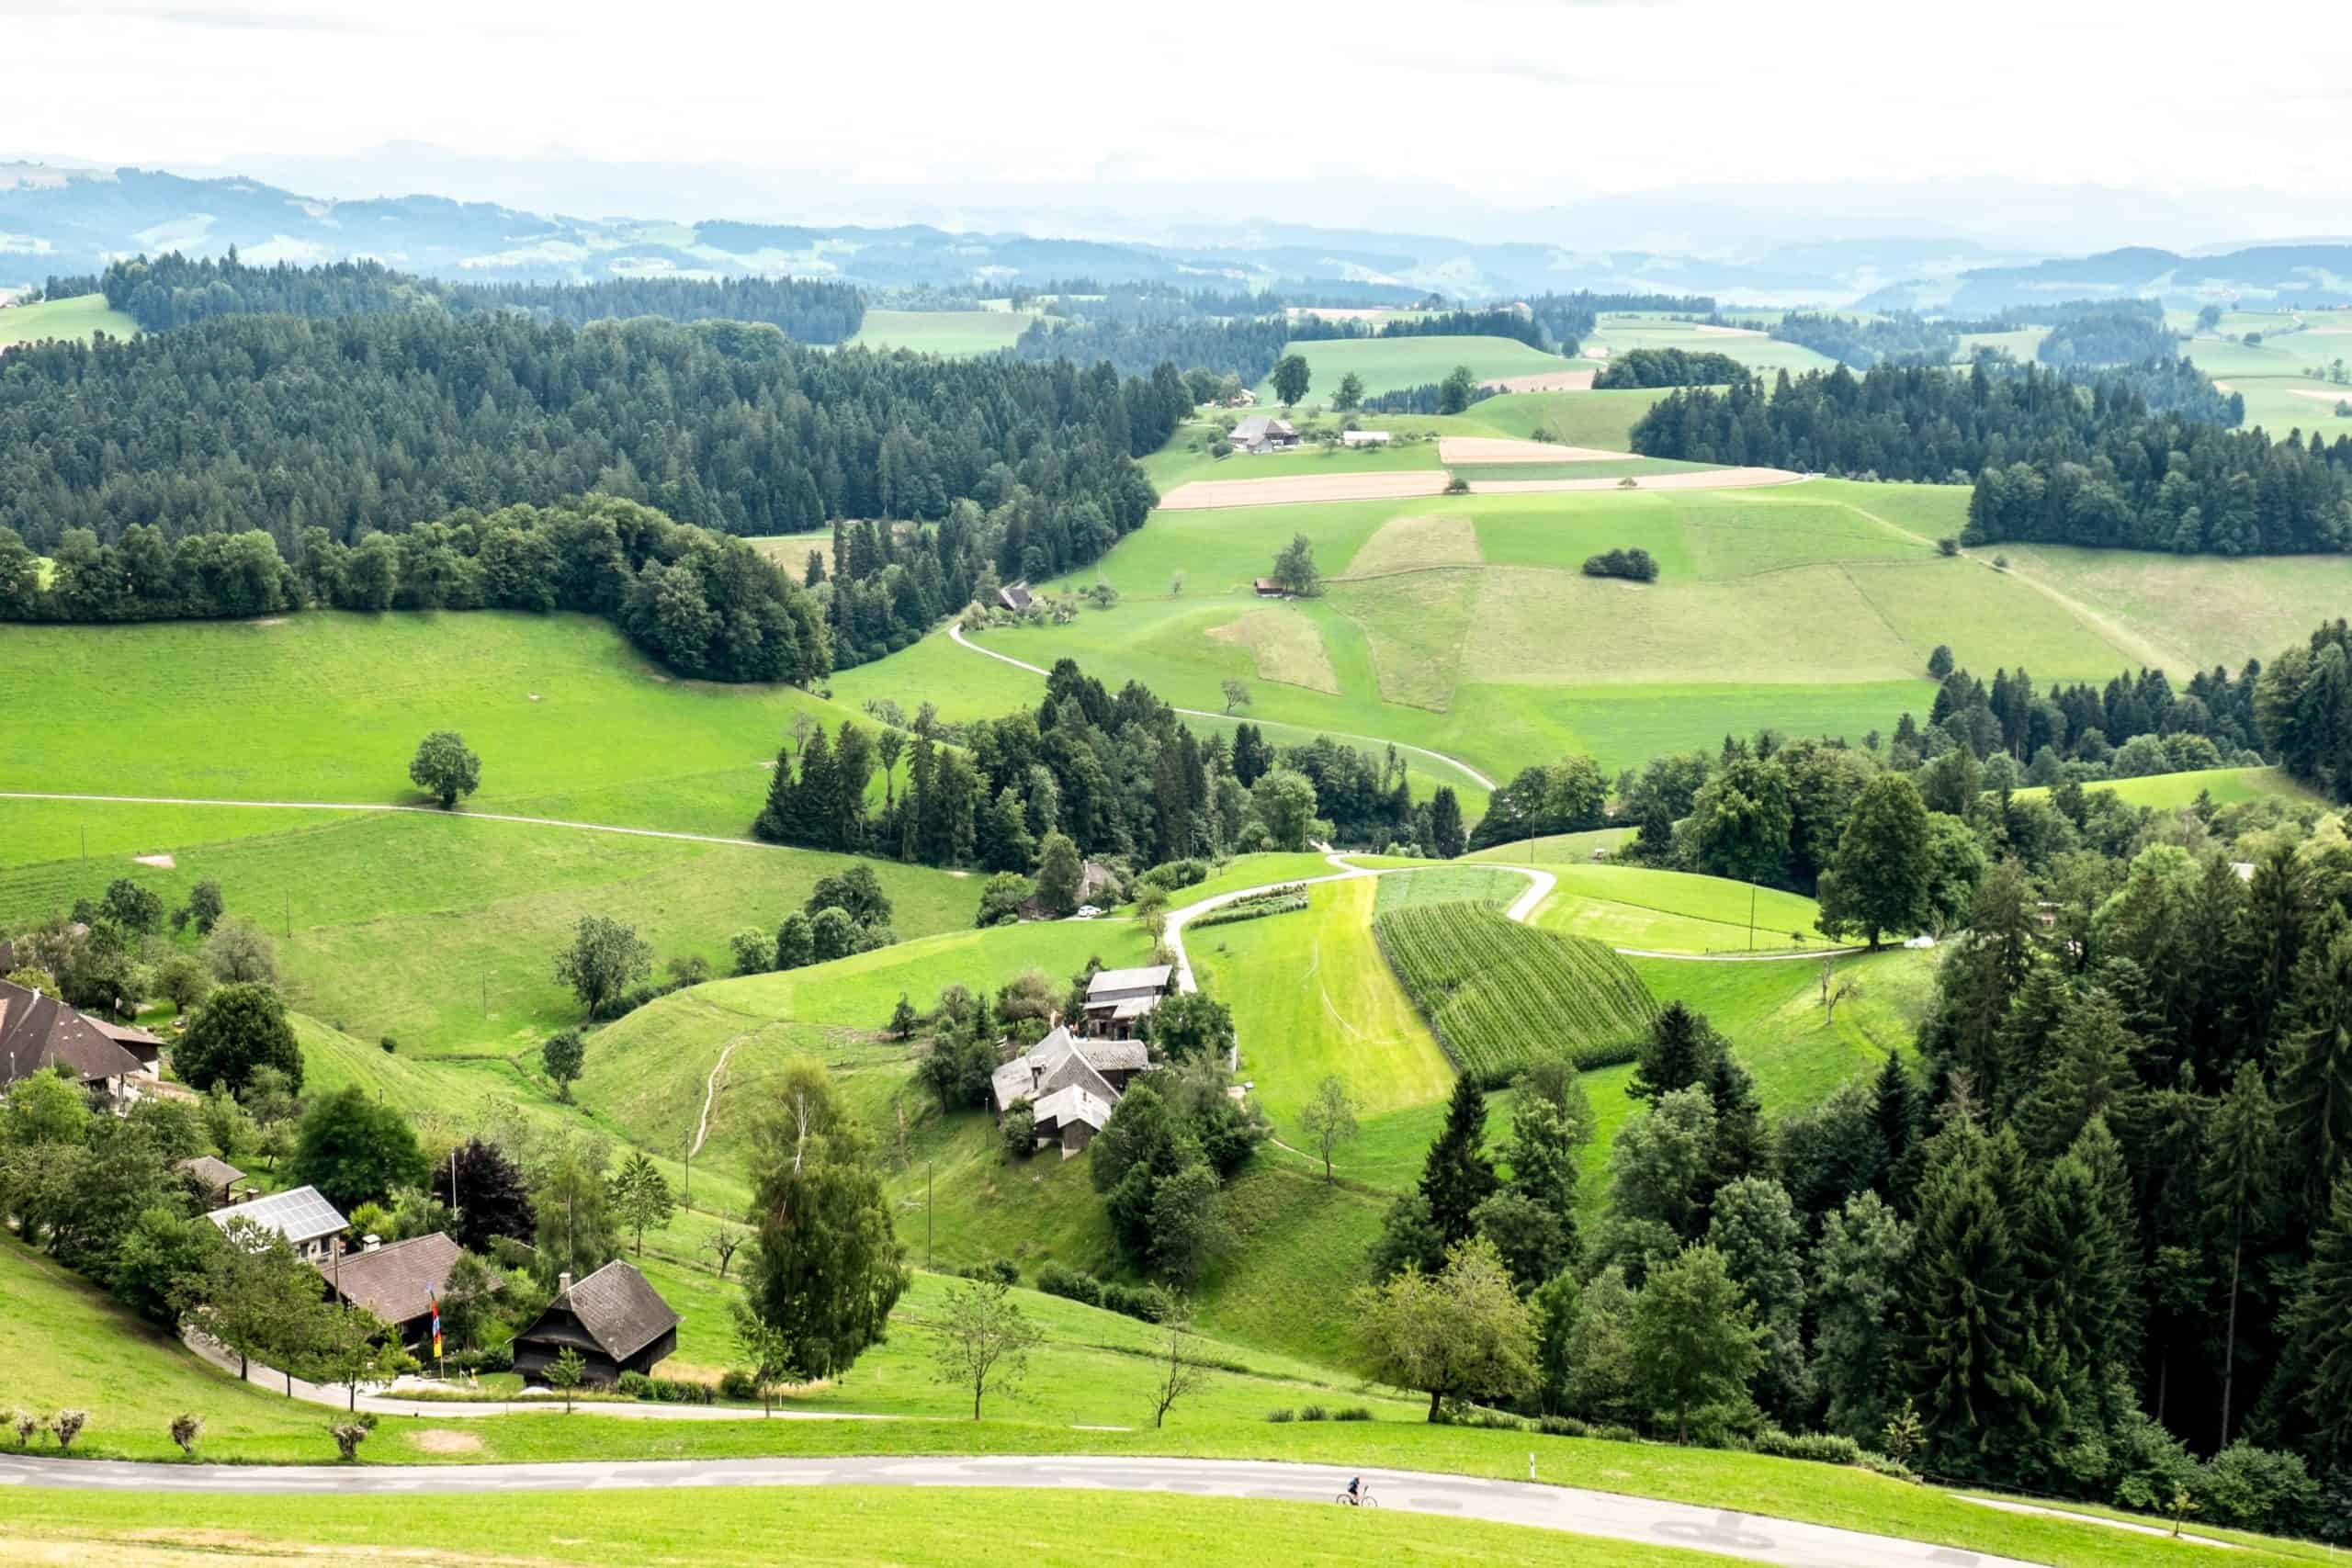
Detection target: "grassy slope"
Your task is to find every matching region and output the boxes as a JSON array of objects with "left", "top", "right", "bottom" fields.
[
  {"left": 1525, "top": 863, "right": 1838, "bottom": 955},
  {"left": 0, "top": 1489, "right": 1745, "bottom": 1568},
  {"left": 0, "top": 293, "right": 137, "bottom": 347},
  {"left": 0, "top": 808, "right": 978, "bottom": 1055},
  {"left": 1585, "top": 313, "right": 1841, "bottom": 377},
  {"left": 845, "top": 308, "right": 1035, "bottom": 355},
  {"left": 1253, "top": 333, "right": 1573, "bottom": 400},
  {"left": 0, "top": 612, "right": 880, "bottom": 838}
]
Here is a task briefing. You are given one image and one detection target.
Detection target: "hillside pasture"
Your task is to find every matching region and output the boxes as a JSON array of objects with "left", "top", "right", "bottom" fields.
[
  {"left": 1254, "top": 333, "right": 1573, "bottom": 402},
  {"left": 1525, "top": 863, "right": 1836, "bottom": 955},
  {"left": 0, "top": 292, "right": 138, "bottom": 348},
  {"left": 1583, "top": 312, "right": 1842, "bottom": 377},
  {"left": 846, "top": 308, "right": 1035, "bottom": 355}
]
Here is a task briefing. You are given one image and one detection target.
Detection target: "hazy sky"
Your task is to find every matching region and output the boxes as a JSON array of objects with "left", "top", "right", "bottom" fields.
[{"left": 6, "top": 0, "right": 2347, "bottom": 212}]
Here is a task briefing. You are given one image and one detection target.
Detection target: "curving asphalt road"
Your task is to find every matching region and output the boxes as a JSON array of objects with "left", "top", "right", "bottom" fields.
[{"left": 0, "top": 1451, "right": 2043, "bottom": 1568}]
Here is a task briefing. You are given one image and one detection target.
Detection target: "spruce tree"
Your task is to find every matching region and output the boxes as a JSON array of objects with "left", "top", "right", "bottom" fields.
[
  {"left": 2017, "top": 987, "right": 2141, "bottom": 1160},
  {"left": 1631, "top": 1002, "right": 1724, "bottom": 1103},
  {"left": 1899, "top": 1115, "right": 2042, "bottom": 1483},
  {"left": 1811, "top": 1190, "right": 1912, "bottom": 1444},
  {"left": 1870, "top": 1050, "right": 1918, "bottom": 1210},
  {"left": 2277, "top": 925, "right": 2352, "bottom": 1234},
  {"left": 754, "top": 738, "right": 798, "bottom": 842},
  {"left": 2202, "top": 1062, "right": 2281, "bottom": 1449},
  {"left": 2280, "top": 1179, "right": 2352, "bottom": 1468},
  {"left": 1419, "top": 1075, "right": 1498, "bottom": 1247}
]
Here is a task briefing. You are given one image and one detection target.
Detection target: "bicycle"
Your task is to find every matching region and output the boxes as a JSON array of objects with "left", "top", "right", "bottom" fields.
[{"left": 1335, "top": 1485, "right": 1379, "bottom": 1508}]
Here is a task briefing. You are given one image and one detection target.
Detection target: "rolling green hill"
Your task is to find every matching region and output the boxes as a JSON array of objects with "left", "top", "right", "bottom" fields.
[
  {"left": 847, "top": 308, "right": 1035, "bottom": 355},
  {"left": 1254, "top": 333, "right": 1576, "bottom": 400},
  {"left": 0, "top": 292, "right": 138, "bottom": 348}
]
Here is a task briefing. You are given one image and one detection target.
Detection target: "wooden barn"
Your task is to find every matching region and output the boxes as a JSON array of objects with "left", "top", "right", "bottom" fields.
[{"left": 512, "top": 1259, "right": 679, "bottom": 1386}]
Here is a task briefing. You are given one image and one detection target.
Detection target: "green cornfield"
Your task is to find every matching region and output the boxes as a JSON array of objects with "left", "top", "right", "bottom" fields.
[{"left": 1371, "top": 901, "right": 1658, "bottom": 1086}]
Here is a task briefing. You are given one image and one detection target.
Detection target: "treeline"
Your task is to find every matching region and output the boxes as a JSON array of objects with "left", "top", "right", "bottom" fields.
[
  {"left": 753, "top": 661, "right": 1458, "bottom": 871},
  {"left": 1966, "top": 419, "right": 2352, "bottom": 555},
  {"left": 1769, "top": 311, "right": 1959, "bottom": 369},
  {"left": 1359, "top": 380, "right": 1498, "bottom": 416},
  {"left": 1291, "top": 308, "right": 1548, "bottom": 352},
  {"left": 1914, "top": 657, "right": 2266, "bottom": 776},
  {"left": 0, "top": 310, "right": 1169, "bottom": 563},
  {"left": 96, "top": 251, "right": 866, "bottom": 343},
  {"left": 2038, "top": 304, "right": 2178, "bottom": 368},
  {"left": 1592, "top": 347, "right": 1747, "bottom": 388},
  {"left": 0, "top": 496, "right": 832, "bottom": 685},
  {"left": 2257, "top": 620, "right": 2352, "bottom": 802},
  {"left": 1013, "top": 311, "right": 1290, "bottom": 383}
]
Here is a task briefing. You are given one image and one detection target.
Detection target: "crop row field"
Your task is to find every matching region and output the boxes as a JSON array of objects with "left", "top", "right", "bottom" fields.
[{"left": 1371, "top": 901, "right": 1659, "bottom": 1085}]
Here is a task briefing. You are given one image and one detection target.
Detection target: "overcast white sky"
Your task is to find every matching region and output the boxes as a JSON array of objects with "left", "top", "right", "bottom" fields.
[{"left": 4, "top": 0, "right": 2346, "bottom": 218}]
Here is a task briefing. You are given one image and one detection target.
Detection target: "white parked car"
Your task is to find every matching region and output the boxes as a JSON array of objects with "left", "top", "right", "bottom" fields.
[{"left": 1074, "top": 905, "right": 1102, "bottom": 919}]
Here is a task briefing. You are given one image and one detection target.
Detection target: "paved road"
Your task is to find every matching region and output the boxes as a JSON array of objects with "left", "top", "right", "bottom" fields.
[
  {"left": 0, "top": 1452, "right": 2043, "bottom": 1568},
  {"left": 947, "top": 621, "right": 1498, "bottom": 791}
]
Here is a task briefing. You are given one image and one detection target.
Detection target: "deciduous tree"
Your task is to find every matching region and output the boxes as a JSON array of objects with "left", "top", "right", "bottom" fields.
[
  {"left": 408, "top": 730, "right": 481, "bottom": 809},
  {"left": 928, "top": 1277, "right": 1041, "bottom": 1419}
]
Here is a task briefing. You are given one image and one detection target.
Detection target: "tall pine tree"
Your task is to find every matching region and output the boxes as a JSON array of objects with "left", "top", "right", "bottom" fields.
[{"left": 1419, "top": 1076, "right": 1498, "bottom": 1247}]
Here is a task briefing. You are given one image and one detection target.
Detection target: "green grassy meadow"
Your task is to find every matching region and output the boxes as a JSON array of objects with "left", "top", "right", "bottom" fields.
[
  {"left": 0, "top": 292, "right": 138, "bottom": 347},
  {"left": 1584, "top": 313, "right": 1841, "bottom": 377},
  {"left": 1255, "top": 333, "right": 1576, "bottom": 401},
  {"left": 846, "top": 308, "right": 1035, "bottom": 355}
]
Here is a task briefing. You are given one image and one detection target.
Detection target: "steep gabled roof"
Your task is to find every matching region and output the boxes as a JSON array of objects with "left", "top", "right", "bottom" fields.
[
  {"left": 1030, "top": 1082, "right": 1114, "bottom": 1135},
  {"left": 539, "top": 1259, "right": 679, "bottom": 1361},
  {"left": 1085, "top": 964, "right": 1173, "bottom": 999},
  {"left": 0, "top": 981, "right": 145, "bottom": 1089},
  {"left": 317, "top": 1233, "right": 486, "bottom": 1327},
  {"left": 175, "top": 1155, "right": 246, "bottom": 1190}
]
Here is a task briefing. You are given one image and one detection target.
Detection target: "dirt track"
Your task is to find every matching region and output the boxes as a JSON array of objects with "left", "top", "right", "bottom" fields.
[
  {"left": 1469, "top": 466, "right": 1807, "bottom": 494},
  {"left": 1157, "top": 470, "right": 1453, "bottom": 510},
  {"left": 1438, "top": 436, "right": 1622, "bottom": 464}
]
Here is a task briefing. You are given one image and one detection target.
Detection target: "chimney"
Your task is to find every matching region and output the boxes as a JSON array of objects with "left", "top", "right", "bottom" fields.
[
  {"left": 559, "top": 1270, "right": 573, "bottom": 1295},
  {"left": 363, "top": 1234, "right": 381, "bottom": 1253},
  {"left": 1031, "top": 1063, "right": 1043, "bottom": 1094}
]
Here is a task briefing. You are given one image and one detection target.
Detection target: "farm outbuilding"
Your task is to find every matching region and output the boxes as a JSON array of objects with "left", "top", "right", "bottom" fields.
[
  {"left": 175, "top": 1155, "right": 250, "bottom": 1210},
  {"left": 1340, "top": 429, "right": 1392, "bottom": 446},
  {"left": 1081, "top": 964, "right": 1176, "bottom": 1041},
  {"left": 1229, "top": 415, "right": 1299, "bottom": 454},
  {"left": 512, "top": 1260, "right": 679, "bottom": 1387}
]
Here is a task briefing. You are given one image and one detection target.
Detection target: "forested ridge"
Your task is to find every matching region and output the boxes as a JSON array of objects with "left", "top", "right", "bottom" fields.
[
  {"left": 96, "top": 250, "right": 866, "bottom": 343},
  {"left": 1634, "top": 359, "right": 2346, "bottom": 553}
]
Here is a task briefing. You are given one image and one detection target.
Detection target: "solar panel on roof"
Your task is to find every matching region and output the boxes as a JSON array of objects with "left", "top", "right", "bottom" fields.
[{"left": 207, "top": 1184, "right": 347, "bottom": 1240}]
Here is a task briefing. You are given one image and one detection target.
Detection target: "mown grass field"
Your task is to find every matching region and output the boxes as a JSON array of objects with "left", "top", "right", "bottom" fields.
[
  {"left": 0, "top": 292, "right": 138, "bottom": 347},
  {"left": 1584, "top": 312, "right": 1841, "bottom": 378},
  {"left": 845, "top": 307, "right": 1035, "bottom": 355},
  {"left": 1526, "top": 863, "right": 1838, "bottom": 955},
  {"left": 1253, "top": 333, "right": 1577, "bottom": 402}
]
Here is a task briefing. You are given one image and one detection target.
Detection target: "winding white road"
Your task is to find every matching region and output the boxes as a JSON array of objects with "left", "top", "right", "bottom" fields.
[{"left": 0, "top": 1451, "right": 2046, "bottom": 1568}]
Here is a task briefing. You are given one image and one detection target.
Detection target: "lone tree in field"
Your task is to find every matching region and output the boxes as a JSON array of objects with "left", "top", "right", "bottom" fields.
[
  {"left": 610, "top": 1151, "right": 675, "bottom": 1255},
  {"left": 1221, "top": 678, "right": 1250, "bottom": 716},
  {"left": 552, "top": 915, "right": 652, "bottom": 1020},
  {"left": 408, "top": 730, "right": 481, "bottom": 809},
  {"left": 547, "top": 1347, "right": 586, "bottom": 1414},
  {"left": 1439, "top": 364, "right": 1478, "bottom": 415},
  {"left": 930, "top": 1276, "right": 1042, "bottom": 1419},
  {"left": 540, "top": 1029, "right": 586, "bottom": 1102},
  {"left": 1272, "top": 354, "right": 1311, "bottom": 407},
  {"left": 1271, "top": 533, "right": 1320, "bottom": 597},
  {"left": 1332, "top": 371, "right": 1365, "bottom": 412},
  {"left": 1149, "top": 1314, "right": 1215, "bottom": 1428},
  {"left": 1351, "top": 1236, "right": 1536, "bottom": 1421},
  {"left": 1815, "top": 773, "right": 1931, "bottom": 949},
  {"left": 1296, "top": 1074, "right": 1359, "bottom": 1182}
]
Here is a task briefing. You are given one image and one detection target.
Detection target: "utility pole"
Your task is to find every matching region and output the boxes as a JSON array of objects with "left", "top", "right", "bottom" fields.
[
  {"left": 683, "top": 1134, "right": 692, "bottom": 1209},
  {"left": 926, "top": 1160, "right": 933, "bottom": 1270},
  {"left": 1748, "top": 885, "right": 1757, "bottom": 952}
]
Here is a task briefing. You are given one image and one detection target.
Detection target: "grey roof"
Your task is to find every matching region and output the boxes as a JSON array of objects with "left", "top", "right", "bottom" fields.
[
  {"left": 0, "top": 980, "right": 146, "bottom": 1090},
  {"left": 999, "top": 582, "right": 1033, "bottom": 611},
  {"left": 1232, "top": 415, "right": 1295, "bottom": 443},
  {"left": 176, "top": 1155, "right": 246, "bottom": 1190},
  {"left": 1086, "top": 965, "right": 1173, "bottom": 999},
  {"left": 1031, "top": 1083, "right": 1114, "bottom": 1135},
  {"left": 317, "top": 1233, "right": 486, "bottom": 1327},
  {"left": 990, "top": 1024, "right": 1132, "bottom": 1113},
  {"left": 540, "top": 1259, "right": 679, "bottom": 1361},
  {"left": 208, "top": 1185, "right": 348, "bottom": 1246}
]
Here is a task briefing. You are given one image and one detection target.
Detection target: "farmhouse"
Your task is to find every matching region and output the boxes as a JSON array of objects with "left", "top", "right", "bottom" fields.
[
  {"left": 1229, "top": 415, "right": 1299, "bottom": 454},
  {"left": 316, "top": 1232, "right": 490, "bottom": 1352},
  {"left": 1340, "top": 429, "right": 1392, "bottom": 446},
  {"left": 998, "top": 581, "right": 1033, "bottom": 612},
  {"left": 207, "top": 1185, "right": 349, "bottom": 1263},
  {"left": 0, "top": 978, "right": 156, "bottom": 1108},
  {"left": 175, "top": 1155, "right": 249, "bottom": 1210},
  {"left": 1081, "top": 964, "right": 1176, "bottom": 1040},
  {"left": 512, "top": 1259, "right": 679, "bottom": 1387},
  {"left": 991, "top": 1022, "right": 1152, "bottom": 1156},
  {"left": 1253, "top": 578, "right": 1286, "bottom": 597}
]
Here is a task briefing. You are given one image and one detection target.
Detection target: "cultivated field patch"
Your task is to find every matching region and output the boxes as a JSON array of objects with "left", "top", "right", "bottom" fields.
[
  {"left": 1341, "top": 512, "right": 1484, "bottom": 577},
  {"left": 1469, "top": 466, "right": 1805, "bottom": 495},
  {"left": 1479, "top": 368, "right": 1597, "bottom": 392},
  {"left": 1438, "top": 435, "right": 1623, "bottom": 464},
  {"left": 1204, "top": 606, "right": 1342, "bottom": 694},
  {"left": 1156, "top": 470, "right": 1453, "bottom": 510},
  {"left": 1326, "top": 570, "right": 1476, "bottom": 711}
]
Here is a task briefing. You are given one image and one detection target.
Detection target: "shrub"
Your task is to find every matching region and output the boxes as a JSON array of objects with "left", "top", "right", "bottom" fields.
[
  {"left": 1300, "top": 1404, "right": 1329, "bottom": 1422},
  {"left": 1035, "top": 1262, "right": 1102, "bottom": 1307},
  {"left": 1538, "top": 1415, "right": 1591, "bottom": 1438},
  {"left": 1434, "top": 1400, "right": 1525, "bottom": 1430},
  {"left": 12, "top": 1411, "right": 37, "bottom": 1449},
  {"left": 2199, "top": 1441, "right": 2319, "bottom": 1535},
  {"left": 1001, "top": 1101, "right": 1037, "bottom": 1159},
  {"left": 1444, "top": 474, "right": 1470, "bottom": 494},
  {"left": 1334, "top": 1406, "right": 1374, "bottom": 1422},
  {"left": 1579, "top": 547, "right": 1660, "bottom": 583},
  {"left": 1936, "top": 536, "right": 1960, "bottom": 557},
  {"left": 718, "top": 1369, "right": 758, "bottom": 1401},
  {"left": 49, "top": 1410, "right": 87, "bottom": 1450},
  {"left": 169, "top": 1413, "right": 203, "bottom": 1457},
  {"left": 1992, "top": 554, "right": 2010, "bottom": 570},
  {"left": 1860, "top": 1452, "right": 1919, "bottom": 1482},
  {"left": 327, "top": 1422, "right": 369, "bottom": 1461},
  {"left": 1101, "top": 1282, "right": 1174, "bottom": 1324},
  {"left": 1138, "top": 859, "right": 1210, "bottom": 892},
  {"left": 617, "top": 1371, "right": 652, "bottom": 1399},
  {"left": 1593, "top": 1424, "right": 1641, "bottom": 1444},
  {"left": 379, "top": 1035, "right": 397, "bottom": 1054},
  {"left": 1751, "top": 1427, "right": 1863, "bottom": 1466},
  {"left": 1266, "top": 1407, "right": 1295, "bottom": 1423},
  {"left": 958, "top": 1258, "right": 1020, "bottom": 1287}
]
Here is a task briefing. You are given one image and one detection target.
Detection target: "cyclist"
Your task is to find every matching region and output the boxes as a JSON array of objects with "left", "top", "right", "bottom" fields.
[{"left": 1344, "top": 1476, "right": 1363, "bottom": 1506}]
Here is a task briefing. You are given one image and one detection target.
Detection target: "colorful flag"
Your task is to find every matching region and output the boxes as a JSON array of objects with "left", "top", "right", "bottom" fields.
[{"left": 430, "top": 1289, "right": 443, "bottom": 1359}]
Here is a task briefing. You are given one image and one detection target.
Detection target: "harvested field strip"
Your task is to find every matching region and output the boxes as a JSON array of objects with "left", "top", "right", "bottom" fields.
[
  {"left": 1480, "top": 369, "right": 1596, "bottom": 392},
  {"left": 1460, "top": 457, "right": 1724, "bottom": 481},
  {"left": 1372, "top": 901, "right": 1658, "bottom": 1086},
  {"left": 1158, "top": 471, "right": 1453, "bottom": 510},
  {"left": 1204, "top": 608, "right": 1340, "bottom": 693},
  {"left": 1468, "top": 467, "right": 1804, "bottom": 495},
  {"left": 1342, "top": 513, "right": 1483, "bottom": 577},
  {"left": 1437, "top": 436, "right": 1623, "bottom": 465}
]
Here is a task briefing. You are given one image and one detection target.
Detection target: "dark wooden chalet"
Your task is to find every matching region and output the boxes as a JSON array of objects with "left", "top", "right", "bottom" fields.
[{"left": 513, "top": 1259, "right": 680, "bottom": 1386}]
